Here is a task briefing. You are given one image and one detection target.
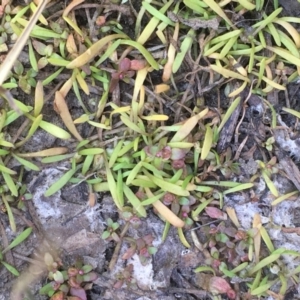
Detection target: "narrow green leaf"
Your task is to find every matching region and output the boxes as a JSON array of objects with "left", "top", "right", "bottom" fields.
[
  {"left": 11, "top": 5, "right": 30, "bottom": 23},
  {"left": 87, "top": 120, "right": 111, "bottom": 129},
  {"left": 137, "top": 0, "right": 173, "bottom": 45},
  {"left": 12, "top": 154, "right": 40, "bottom": 171},
  {"left": 2, "top": 172, "right": 18, "bottom": 196},
  {"left": 126, "top": 161, "right": 143, "bottom": 185},
  {"left": 2, "top": 195, "right": 16, "bottom": 232},
  {"left": 39, "top": 120, "right": 71, "bottom": 139},
  {"left": 171, "top": 108, "right": 208, "bottom": 142},
  {"left": 142, "top": 192, "right": 165, "bottom": 206},
  {"left": 78, "top": 148, "right": 104, "bottom": 155},
  {"left": 0, "top": 140, "right": 14, "bottom": 148},
  {"left": 82, "top": 155, "right": 94, "bottom": 175},
  {"left": 169, "top": 169, "right": 183, "bottom": 183},
  {"left": 266, "top": 46, "right": 300, "bottom": 67},
  {"left": 201, "top": 126, "right": 213, "bottom": 160},
  {"left": 194, "top": 266, "right": 216, "bottom": 274},
  {"left": 195, "top": 185, "right": 212, "bottom": 192},
  {"left": 15, "top": 114, "right": 43, "bottom": 147},
  {"left": 191, "top": 198, "right": 213, "bottom": 220},
  {"left": 251, "top": 280, "right": 277, "bottom": 296},
  {"left": 252, "top": 7, "right": 282, "bottom": 29},
  {"left": 76, "top": 139, "right": 90, "bottom": 150},
  {"left": 116, "top": 170, "right": 124, "bottom": 207},
  {"left": 28, "top": 39, "right": 38, "bottom": 72},
  {"left": 248, "top": 248, "right": 286, "bottom": 275},
  {"left": 167, "top": 142, "right": 194, "bottom": 148},
  {"left": 0, "top": 164, "right": 17, "bottom": 175},
  {"left": 202, "top": 181, "right": 240, "bottom": 187},
  {"left": 223, "top": 183, "right": 253, "bottom": 194},
  {"left": 260, "top": 226, "right": 274, "bottom": 253},
  {"left": 95, "top": 39, "right": 122, "bottom": 67},
  {"left": 66, "top": 34, "right": 127, "bottom": 69},
  {"left": 16, "top": 18, "right": 62, "bottom": 38},
  {"left": 211, "top": 65, "right": 250, "bottom": 82},
  {"left": 178, "top": 227, "right": 191, "bottom": 248},
  {"left": 218, "top": 97, "right": 241, "bottom": 133},
  {"left": 93, "top": 182, "right": 109, "bottom": 192},
  {"left": 3, "top": 227, "right": 32, "bottom": 253},
  {"left": 203, "top": 0, "right": 234, "bottom": 26},
  {"left": 105, "top": 158, "right": 122, "bottom": 209},
  {"left": 47, "top": 56, "right": 70, "bottom": 67},
  {"left": 146, "top": 172, "right": 189, "bottom": 196},
  {"left": 34, "top": 81, "right": 44, "bottom": 117},
  {"left": 42, "top": 67, "right": 64, "bottom": 85},
  {"left": 0, "top": 149, "right": 9, "bottom": 155},
  {"left": 238, "top": 0, "right": 256, "bottom": 10},
  {"left": 282, "top": 107, "right": 300, "bottom": 119},
  {"left": 172, "top": 29, "right": 195, "bottom": 73},
  {"left": 141, "top": 162, "right": 168, "bottom": 178},
  {"left": 261, "top": 170, "right": 278, "bottom": 197},
  {"left": 219, "top": 35, "right": 239, "bottom": 59},
  {"left": 142, "top": 1, "right": 174, "bottom": 26},
  {"left": 120, "top": 115, "right": 147, "bottom": 135},
  {"left": 272, "top": 190, "right": 298, "bottom": 206},
  {"left": 204, "top": 40, "right": 227, "bottom": 56},
  {"left": 123, "top": 185, "right": 147, "bottom": 217},
  {"left": 109, "top": 140, "right": 124, "bottom": 168},
  {"left": 131, "top": 178, "right": 157, "bottom": 188},
  {"left": 231, "top": 262, "right": 249, "bottom": 273},
  {"left": 1, "top": 261, "right": 20, "bottom": 276},
  {"left": 44, "top": 168, "right": 77, "bottom": 196}
]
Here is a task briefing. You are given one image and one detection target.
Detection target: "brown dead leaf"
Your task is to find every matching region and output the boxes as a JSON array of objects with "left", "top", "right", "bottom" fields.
[{"left": 54, "top": 91, "right": 83, "bottom": 141}]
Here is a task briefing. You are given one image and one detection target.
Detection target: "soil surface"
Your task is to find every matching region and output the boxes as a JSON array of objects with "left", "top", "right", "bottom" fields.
[{"left": 2, "top": 1, "right": 300, "bottom": 300}]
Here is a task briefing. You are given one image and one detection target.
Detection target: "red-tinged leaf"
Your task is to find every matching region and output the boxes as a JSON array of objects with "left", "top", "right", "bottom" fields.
[
  {"left": 38, "top": 57, "right": 48, "bottom": 69},
  {"left": 114, "top": 280, "right": 124, "bottom": 289},
  {"left": 69, "top": 287, "right": 87, "bottom": 300},
  {"left": 32, "top": 39, "right": 48, "bottom": 56},
  {"left": 209, "top": 276, "right": 232, "bottom": 294},
  {"left": 122, "top": 245, "right": 137, "bottom": 260},
  {"left": 119, "top": 58, "right": 131, "bottom": 72},
  {"left": 130, "top": 59, "right": 147, "bottom": 70},
  {"left": 109, "top": 76, "right": 120, "bottom": 92},
  {"left": 205, "top": 207, "right": 227, "bottom": 220}
]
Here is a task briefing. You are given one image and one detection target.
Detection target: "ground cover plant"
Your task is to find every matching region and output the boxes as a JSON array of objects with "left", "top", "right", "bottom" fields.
[{"left": 1, "top": 0, "right": 300, "bottom": 299}]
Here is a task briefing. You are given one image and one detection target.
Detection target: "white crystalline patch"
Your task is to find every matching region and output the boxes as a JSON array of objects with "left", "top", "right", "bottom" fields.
[
  {"left": 276, "top": 134, "right": 300, "bottom": 160},
  {"left": 225, "top": 195, "right": 264, "bottom": 229},
  {"left": 256, "top": 177, "right": 266, "bottom": 195},
  {"left": 84, "top": 204, "right": 101, "bottom": 232},
  {"left": 131, "top": 254, "right": 154, "bottom": 290},
  {"left": 29, "top": 168, "right": 63, "bottom": 221},
  {"left": 272, "top": 200, "right": 298, "bottom": 227},
  {"left": 268, "top": 240, "right": 300, "bottom": 283}
]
